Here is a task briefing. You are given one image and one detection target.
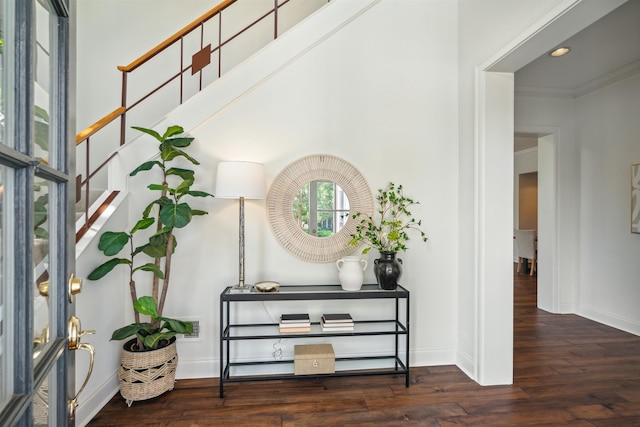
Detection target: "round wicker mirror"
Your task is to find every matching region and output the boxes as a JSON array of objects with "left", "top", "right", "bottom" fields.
[{"left": 267, "top": 154, "right": 373, "bottom": 263}]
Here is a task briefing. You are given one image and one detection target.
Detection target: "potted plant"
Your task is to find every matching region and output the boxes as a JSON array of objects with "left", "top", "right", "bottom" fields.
[
  {"left": 88, "top": 124, "right": 212, "bottom": 404},
  {"left": 349, "top": 181, "right": 427, "bottom": 289}
]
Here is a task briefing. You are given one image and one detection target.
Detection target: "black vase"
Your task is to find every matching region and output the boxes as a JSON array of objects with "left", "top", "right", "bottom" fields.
[{"left": 374, "top": 252, "right": 403, "bottom": 290}]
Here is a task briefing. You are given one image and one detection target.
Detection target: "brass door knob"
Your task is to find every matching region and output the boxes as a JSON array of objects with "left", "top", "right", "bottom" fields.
[{"left": 68, "top": 273, "right": 82, "bottom": 302}]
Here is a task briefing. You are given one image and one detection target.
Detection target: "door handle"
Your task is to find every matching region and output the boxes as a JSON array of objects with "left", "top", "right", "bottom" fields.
[{"left": 68, "top": 315, "right": 95, "bottom": 420}]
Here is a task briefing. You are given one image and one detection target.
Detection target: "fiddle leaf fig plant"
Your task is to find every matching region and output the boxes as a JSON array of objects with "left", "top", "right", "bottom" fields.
[
  {"left": 349, "top": 181, "right": 428, "bottom": 254},
  {"left": 88, "top": 125, "right": 212, "bottom": 351}
]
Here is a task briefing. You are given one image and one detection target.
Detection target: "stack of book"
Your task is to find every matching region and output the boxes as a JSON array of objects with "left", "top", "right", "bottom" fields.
[
  {"left": 321, "top": 313, "right": 354, "bottom": 331},
  {"left": 279, "top": 313, "right": 311, "bottom": 333}
]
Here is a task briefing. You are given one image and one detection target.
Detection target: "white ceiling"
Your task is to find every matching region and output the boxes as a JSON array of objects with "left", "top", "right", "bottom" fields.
[
  {"left": 514, "top": 0, "right": 640, "bottom": 151},
  {"left": 515, "top": 0, "right": 640, "bottom": 92}
]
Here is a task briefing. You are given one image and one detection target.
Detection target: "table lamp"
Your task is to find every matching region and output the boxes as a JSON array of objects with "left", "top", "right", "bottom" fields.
[{"left": 215, "top": 161, "right": 266, "bottom": 292}]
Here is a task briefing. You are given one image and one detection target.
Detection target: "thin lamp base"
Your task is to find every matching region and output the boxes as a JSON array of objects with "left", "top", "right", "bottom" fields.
[{"left": 230, "top": 284, "right": 253, "bottom": 293}]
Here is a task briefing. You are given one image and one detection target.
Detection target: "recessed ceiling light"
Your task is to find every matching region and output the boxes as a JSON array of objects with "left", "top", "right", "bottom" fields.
[{"left": 549, "top": 47, "right": 570, "bottom": 57}]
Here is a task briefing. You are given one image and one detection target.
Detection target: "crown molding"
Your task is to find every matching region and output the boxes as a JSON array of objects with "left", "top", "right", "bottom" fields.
[{"left": 515, "top": 59, "right": 640, "bottom": 99}]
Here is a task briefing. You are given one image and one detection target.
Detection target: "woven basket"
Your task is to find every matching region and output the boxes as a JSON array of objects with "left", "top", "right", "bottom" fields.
[{"left": 118, "top": 338, "right": 178, "bottom": 406}]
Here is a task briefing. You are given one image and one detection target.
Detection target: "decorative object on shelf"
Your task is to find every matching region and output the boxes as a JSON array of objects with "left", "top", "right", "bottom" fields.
[
  {"left": 254, "top": 281, "right": 280, "bottom": 292},
  {"left": 215, "top": 161, "right": 266, "bottom": 292},
  {"left": 279, "top": 313, "right": 311, "bottom": 333},
  {"left": 349, "top": 182, "right": 427, "bottom": 290},
  {"left": 266, "top": 154, "right": 374, "bottom": 263},
  {"left": 374, "top": 252, "right": 404, "bottom": 290},
  {"left": 87, "top": 124, "right": 212, "bottom": 403},
  {"left": 321, "top": 313, "right": 354, "bottom": 331},
  {"left": 294, "top": 344, "right": 335, "bottom": 375},
  {"left": 336, "top": 256, "right": 367, "bottom": 291}
]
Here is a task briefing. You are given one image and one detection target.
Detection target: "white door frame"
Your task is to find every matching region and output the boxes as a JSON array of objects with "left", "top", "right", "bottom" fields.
[{"left": 473, "top": 0, "right": 626, "bottom": 384}]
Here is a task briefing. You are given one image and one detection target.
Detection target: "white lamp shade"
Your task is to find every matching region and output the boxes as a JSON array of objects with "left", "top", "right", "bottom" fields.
[{"left": 215, "top": 161, "right": 266, "bottom": 199}]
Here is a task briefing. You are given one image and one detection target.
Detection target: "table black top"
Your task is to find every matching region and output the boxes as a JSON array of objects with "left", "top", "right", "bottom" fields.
[{"left": 221, "top": 283, "right": 409, "bottom": 301}]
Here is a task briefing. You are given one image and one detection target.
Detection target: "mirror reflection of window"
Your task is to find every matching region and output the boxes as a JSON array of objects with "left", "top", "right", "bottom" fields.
[{"left": 292, "top": 181, "right": 350, "bottom": 237}]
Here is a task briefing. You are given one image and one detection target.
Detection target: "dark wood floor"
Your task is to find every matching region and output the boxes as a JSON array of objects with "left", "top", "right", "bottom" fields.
[{"left": 88, "top": 270, "right": 640, "bottom": 426}]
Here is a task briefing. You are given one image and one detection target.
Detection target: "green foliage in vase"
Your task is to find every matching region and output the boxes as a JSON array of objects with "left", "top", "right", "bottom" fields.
[
  {"left": 112, "top": 296, "right": 192, "bottom": 351},
  {"left": 88, "top": 125, "right": 212, "bottom": 350},
  {"left": 349, "top": 182, "right": 427, "bottom": 254}
]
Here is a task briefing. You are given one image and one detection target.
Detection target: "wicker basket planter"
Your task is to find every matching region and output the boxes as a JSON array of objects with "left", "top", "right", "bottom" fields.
[{"left": 118, "top": 337, "right": 178, "bottom": 406}]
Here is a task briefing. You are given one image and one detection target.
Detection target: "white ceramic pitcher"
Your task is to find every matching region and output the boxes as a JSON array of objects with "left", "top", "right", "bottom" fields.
[{"left": 336, "top": 256, "right": 368, "bottom": 291}]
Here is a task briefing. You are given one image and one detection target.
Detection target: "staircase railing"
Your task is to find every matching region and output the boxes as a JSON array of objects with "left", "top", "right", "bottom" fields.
[{"left": 75, "top": 0, "right": 327, "bottom": 241}]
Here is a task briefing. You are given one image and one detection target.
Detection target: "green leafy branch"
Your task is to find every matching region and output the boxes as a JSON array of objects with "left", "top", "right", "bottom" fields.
[{"left": 349, "top": 182, "right": 427, "bottom": 254}]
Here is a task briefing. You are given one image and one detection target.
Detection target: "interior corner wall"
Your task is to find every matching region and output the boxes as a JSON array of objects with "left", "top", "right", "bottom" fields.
[
  {"left": 515, "top": 70, "right": 640, "bottom": 331},
  {"left": 515, "top": 94, "right": 579, "bottom": 313},
  {"left": 575, "top": 72, "right": 640, "bottom": 335}
]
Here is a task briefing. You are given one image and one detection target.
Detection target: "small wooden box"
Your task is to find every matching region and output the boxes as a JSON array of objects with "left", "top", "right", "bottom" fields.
[{"left": 294, "top": 344, "right": 335, "bottom": 375}]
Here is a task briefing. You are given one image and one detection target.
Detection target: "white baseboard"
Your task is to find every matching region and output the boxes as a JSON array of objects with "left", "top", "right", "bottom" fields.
[
  {"left": 577, "top": 305, "right": 640, "bottom": 336},
  {"left": 75, "top": 372, "right": 119, "bottom": 427}
]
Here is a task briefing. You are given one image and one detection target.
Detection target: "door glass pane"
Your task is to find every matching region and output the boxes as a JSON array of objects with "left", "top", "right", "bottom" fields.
[
  {"left": 35, "top": 0, "right": 51, "bottom": 161},
  {"left": 33, "top": 370, "right": 54, "bottom": 426},
  {"left": 33, "top": 180, "right": 50, "bottom": 362}
]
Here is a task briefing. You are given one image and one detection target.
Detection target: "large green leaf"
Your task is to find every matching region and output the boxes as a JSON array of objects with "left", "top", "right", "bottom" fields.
[
  {"left": 160, "top": 317, "right": 193, "bottom": 334},
  {"left": 188, "top": 190, "right": 213, "bottom": 198},
  {"left": 134, "top": 296, "right": 159, "bottom": 318},
  {"left": 143, "top": 231, "right": 176, "bottom": 258},
  {"left": 133, "top": 243, "right": 149, "bottom": 256},
  {"left": 111, "top": 322, "right": 153, "bottom": 341},
  {"left": 165, "top": 136, "right": 193, "bottom": 148},
  {"left": 131, "top": 217, "right": 155, "bottom": 234},
  {"left": 167, "top": 168, "right": 195, "bottom": 181},
  {"left": 97, "top": 231, "right": 130, "bottom": 256},
  {"left": 160, "top": 202, "right": 192, "bottom": 228},
  {"left": 87, "top": 258, "right": 131, "bottom": 280},
  {"left": 143, "top": 332, "right": 177, "bottom": 349},
  {"left": 174, "top": 179, "right": 194, "bottom": 198},
  {"left": 130, "top": 160, "right": 161, "bottom": 177},
  {"left": 161, "top": 125, "right": 184, "bottom": 139},
  {"left": 132, "top": 263, "right": 164, "bottom": 279},
  {"left": 132, "top": 126, "right": 163, "bottom": 142},
  {"left": 161, "top": 146, "right": 199, "bottom": 165},
  {"left": 148, "top": 184, "right": 172, "bottom": 193}
]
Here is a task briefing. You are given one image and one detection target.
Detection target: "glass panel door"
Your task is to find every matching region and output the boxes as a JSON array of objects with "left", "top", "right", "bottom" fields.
[{"left": 0, "top": 0, "right": 75, "bottom": 425}]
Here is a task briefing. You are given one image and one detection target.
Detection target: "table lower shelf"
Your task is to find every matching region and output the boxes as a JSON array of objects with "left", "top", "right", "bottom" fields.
[{"left": 219, "top": 355, "right": 409, "bottom": 397}]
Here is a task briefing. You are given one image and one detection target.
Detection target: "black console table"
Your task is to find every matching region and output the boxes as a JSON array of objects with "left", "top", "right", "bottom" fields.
[{"left": 219, "top": 284, "right": 410, "bottom": 398}]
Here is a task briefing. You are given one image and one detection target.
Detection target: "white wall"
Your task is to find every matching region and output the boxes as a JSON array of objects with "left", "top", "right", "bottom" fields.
[
  {"left": 146, "top": 0, "right": 460, "bottom": 370},
  {"left": 576, "top": 72, "right": 640, "bottom": 333},
  {"left": 75, "top": 193, "right": 131, "bottom": 424}
]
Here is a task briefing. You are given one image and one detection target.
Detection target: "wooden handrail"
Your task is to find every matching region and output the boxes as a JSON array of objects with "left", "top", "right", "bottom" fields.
[
  {"left": 117, "top": 0, "right": 237, "bottom": 73},
  {"left": 75, "top": 0, "right": 324, "bottom": 242},
  {"left": 75, "top": 106, "right": 126, "bottom": 145}
]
